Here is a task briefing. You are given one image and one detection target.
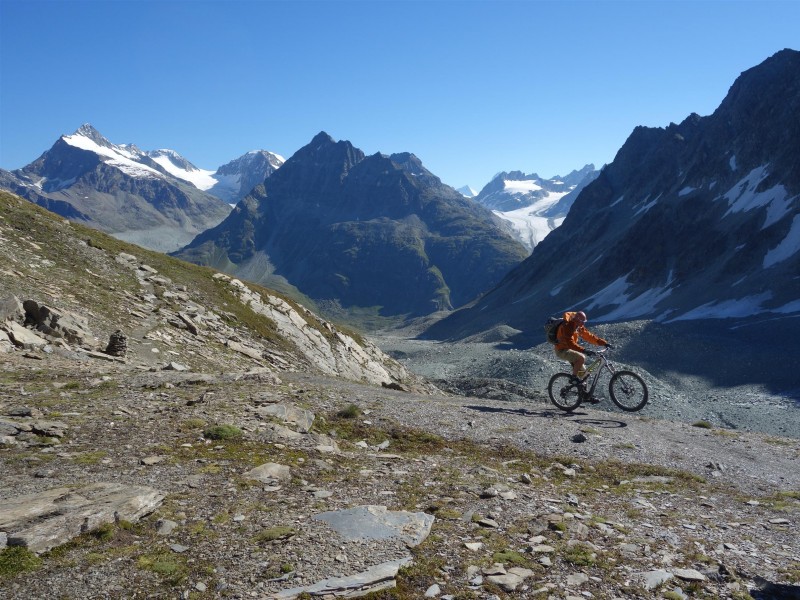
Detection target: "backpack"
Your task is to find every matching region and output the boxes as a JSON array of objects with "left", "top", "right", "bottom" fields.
[{"left": 544, "top": 316, "right": 564, "bottom": 344}]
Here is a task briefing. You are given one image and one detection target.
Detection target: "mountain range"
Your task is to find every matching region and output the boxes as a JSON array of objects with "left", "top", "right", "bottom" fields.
[
  {"left": 0, "top": 125, "right": 283, "bottom": 252},
  {"left": 172, "top": 132, "right": 529, "bottom": 317},
  {"left": 2, "top": 49, "right": 798, "bottom": 339},
  {"left": 424, "top": 48, "right": 800, "bottom": 343},
  {"left": 473, "top": 166, "right": 599, "bottom": 251}
]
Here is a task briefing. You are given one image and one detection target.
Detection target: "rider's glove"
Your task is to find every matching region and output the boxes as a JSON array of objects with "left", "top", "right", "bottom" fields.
[{"left": 604, "top": 343, "right": 614, "bottom": 349}]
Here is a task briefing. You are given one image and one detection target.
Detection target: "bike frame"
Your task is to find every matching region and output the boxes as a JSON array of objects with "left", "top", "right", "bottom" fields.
[{"left": 579, "top": 348, "right": 616, "bottom": 398}]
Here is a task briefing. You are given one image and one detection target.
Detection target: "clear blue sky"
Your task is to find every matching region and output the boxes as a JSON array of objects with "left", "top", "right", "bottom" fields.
[{"left": 1, "top": 1, "right": 798, "bottom": 191}]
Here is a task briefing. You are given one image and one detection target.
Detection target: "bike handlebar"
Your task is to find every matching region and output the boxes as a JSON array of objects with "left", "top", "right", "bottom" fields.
[{"left": 583, "top": 347, "right": 610, "bottom": 356}]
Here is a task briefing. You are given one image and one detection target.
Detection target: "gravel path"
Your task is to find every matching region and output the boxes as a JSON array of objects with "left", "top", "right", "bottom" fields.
[{"left": 370, "top": 319, "right": 800, "bottom": 441}]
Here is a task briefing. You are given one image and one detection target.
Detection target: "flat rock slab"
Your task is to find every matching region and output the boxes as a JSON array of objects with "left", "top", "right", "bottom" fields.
[
  {"left": 256, "top": 404, "right": 315, "bottom": 433},
  {"left": 313, "top": 505, "right": 434, "bottom": 547},
  {"left": 2, "top": 321, "right": 47, "bottom": 349},
  {"left": 270, "top": 556, "right": 411, "bottom": 599},
  {"left": 0, "top": 482, "right": 164, "bottom": 553}
]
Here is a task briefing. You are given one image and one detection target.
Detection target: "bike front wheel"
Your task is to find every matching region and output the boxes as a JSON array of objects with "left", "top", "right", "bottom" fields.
[
  {"left": 608, "top": 371, "right": 648, "bottom": 411},
  {"left": 548, "top": 373, "right": 583, "bottom": 412}
]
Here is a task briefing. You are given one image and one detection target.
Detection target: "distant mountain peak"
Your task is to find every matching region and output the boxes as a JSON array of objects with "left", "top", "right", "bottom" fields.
[
  {"left": 472, "top": 166, "right": 600, "bottom": 250},
  {"left": 457, "top": 185, "right": 478, "bottom": 198},
  {"left": 1, "top": 124, "right": 232, "bottom": 253},
  {"left": 74, "top": 123, "right": 104, "bottom": 139},
  {"left": 174, "top": 131, "right": 528, "bottom": 317},
  {"left": 67, "top": 123, "right": 115, "bottom": 151},
  {"left": 310, "top": 131, "right": 336, "bottom": 146}
]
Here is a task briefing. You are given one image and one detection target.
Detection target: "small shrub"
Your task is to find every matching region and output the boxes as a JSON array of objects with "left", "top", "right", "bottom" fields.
[
  {"left": 562, "top": 543, "right": 596, "bottom": 566},
  {"left": 337, "top": 404, "right": 361, "bottom": 419},
  {"left": 136, "top": 552, "right": 187, "bottom": 585},
  {"left": 692, "top": 420, "right": 713, "bottom": 429},
  {"left": 92, "top": 523, "right": 115, "bottom": 541},
  {"left": 203, "top": 424, "right": 242, "bottom": 440},
  {"left": 492, "top": 550, "right": 529, "bottom": 566}
]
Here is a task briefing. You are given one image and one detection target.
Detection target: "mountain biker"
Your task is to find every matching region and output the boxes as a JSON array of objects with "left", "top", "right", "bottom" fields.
[{"left": 553, "top": 311, "right": 611, "bottom": 380}]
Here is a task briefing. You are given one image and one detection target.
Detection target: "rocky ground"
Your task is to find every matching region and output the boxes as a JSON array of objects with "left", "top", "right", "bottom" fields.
[{"left": 1, "top": 336, "right": 799, "bottom": 599}]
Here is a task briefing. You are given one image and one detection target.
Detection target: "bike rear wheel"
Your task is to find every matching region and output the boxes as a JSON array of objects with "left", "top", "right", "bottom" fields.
[
  {"left": 608, "top": 371, "right": 648, "bottom": 411},
  {"left": 548, "top": 373, "right": 583, "bottom": 412}
]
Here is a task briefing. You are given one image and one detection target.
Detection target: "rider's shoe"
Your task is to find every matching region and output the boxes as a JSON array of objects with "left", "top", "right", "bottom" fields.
[{"left": 587, "top": 396, "right": 601, "bottom": 404}]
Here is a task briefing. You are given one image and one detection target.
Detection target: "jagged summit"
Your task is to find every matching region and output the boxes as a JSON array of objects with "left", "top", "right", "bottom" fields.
[{"left": 73, "top": 123, "right": 106, "bottom": 142}]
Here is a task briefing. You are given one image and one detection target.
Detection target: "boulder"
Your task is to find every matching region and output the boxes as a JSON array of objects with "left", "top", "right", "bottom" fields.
[
  {"left": 255, "top": 404, "right": 315, "bottom": 433},
  {"left": 244, "top": 462, "right": 292, "bottom": 483},
  {"left": 2, "top": 320, "right": 47, "bottom": 349},
  {"left": 0, "top": 482, "right": 164, "bottom": 553},
  {"left": 22, "top": 300, "right": 96, "bottom": 346},
  {"left": 0, "top": 295, "right": 23, "bottom": 321}
]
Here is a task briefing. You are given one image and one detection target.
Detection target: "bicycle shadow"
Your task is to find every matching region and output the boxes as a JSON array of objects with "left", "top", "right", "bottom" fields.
[{"left": 463, "top": 404, "right": 629, "bottom": 429}]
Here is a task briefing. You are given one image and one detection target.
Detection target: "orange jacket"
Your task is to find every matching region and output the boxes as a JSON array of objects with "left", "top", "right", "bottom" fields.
[{"left": 554, "top": 311, "right": 607, "bottom": 352}]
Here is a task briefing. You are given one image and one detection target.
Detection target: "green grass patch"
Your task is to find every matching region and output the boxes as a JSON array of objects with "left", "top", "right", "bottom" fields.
[
  {"left": 562, "top": 543, "right": 596, "bottom": 566},
  {"left": 692, "top": 420, "right": 713, "bottom": 429},
  {"left": 253, "top": 526, "right": 296, "bottom": 544},
  {"left": 136, "top": 552, "right": 188, "bottom": 585},
  {"left": 73, "top": 450, "right": 108, "bottom": 465},
  {"left": 492, "top": 549, "right": 530, "bottom": 566},
  {"left": 203, "top": 424, "right": 242, "bottom": 440},
  {"left": 0, "top": 546, "right": 43, "bottom": 579},
  {"left": 92, "top": 523, "right": 116, "bottom": 542}
]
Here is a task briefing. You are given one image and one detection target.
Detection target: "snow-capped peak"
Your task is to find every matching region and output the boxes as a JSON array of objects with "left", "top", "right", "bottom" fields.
[
  {"left": 146, "top": 149, "right": 217, "bottom": 190},
  {"left": 62, "top": 125, "right": 163, "bottom": 180},
  {"left": 58, "top": 124, "right": 284, "bottom": 201}
]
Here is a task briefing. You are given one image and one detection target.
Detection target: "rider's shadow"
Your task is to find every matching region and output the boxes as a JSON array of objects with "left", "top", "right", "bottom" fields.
[{"left": 464, "top": 404, "right": 629, "bottom": 429}]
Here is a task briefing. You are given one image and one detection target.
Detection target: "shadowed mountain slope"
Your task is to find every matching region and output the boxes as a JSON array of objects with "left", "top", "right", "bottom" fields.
[
  {"left": 174, "top": 132, "right": 528, "bottom": 318},
  {"left": 424, "top": 49, "right": 800, "bottom": 344}
]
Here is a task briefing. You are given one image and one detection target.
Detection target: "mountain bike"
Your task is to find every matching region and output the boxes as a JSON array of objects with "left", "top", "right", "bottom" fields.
[{"left": 547, "top": 348, "right": 648, "bottom": 412}]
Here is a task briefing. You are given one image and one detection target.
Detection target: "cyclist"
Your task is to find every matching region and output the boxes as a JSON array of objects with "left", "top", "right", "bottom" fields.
[{"left": 553, "top": 311, "right": 611, "bottom": 382}]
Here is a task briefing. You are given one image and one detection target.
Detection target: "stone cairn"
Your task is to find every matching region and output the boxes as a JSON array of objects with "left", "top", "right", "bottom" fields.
[{"left": 104, "top": 330, "right": 127, "bottom": 357}]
